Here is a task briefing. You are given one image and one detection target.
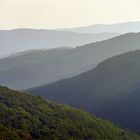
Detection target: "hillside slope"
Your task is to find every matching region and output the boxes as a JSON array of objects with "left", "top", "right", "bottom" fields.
[
  {"left": 1, "top": 33, "right": 140, "bottom": 89},
  {"left": 29, "top": 50, "right": 140, "bottom": 133},
  {"left": 0, "top": 86, "right": 139, "bottom": 139},
  {"left": 0, "top": 29, "right": 118, "bottom": 57}
]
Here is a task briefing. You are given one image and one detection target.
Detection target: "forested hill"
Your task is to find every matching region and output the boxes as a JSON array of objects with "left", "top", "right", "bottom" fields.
[{"left": 0, "top": 86, "right": 139, "bottom": 140}]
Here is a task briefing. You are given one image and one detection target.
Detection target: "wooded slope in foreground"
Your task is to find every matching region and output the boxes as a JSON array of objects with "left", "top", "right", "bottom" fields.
[{"left": 0, "top": 86, "right": 139, "bottom": 140}]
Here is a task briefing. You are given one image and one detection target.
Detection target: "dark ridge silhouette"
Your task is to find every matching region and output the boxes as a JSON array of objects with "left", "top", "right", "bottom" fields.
[{"left": 29, "top": 50, "right": 140, "bottom": 133}]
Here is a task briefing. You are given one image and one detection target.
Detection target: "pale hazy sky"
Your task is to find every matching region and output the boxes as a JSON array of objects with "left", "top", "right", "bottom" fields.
[{"left": 0, "top": 0, "right": 140, "bottom": 29}]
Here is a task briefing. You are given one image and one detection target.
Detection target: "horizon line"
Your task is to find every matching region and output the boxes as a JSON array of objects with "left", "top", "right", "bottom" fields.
[{"left": 1, "top": 21, "right": 140, "bottom": 31}]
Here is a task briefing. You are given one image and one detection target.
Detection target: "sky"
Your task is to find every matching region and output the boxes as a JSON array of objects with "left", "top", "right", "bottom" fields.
[{"left": 0, "top": 0, "right": 140, "bottom": 29}]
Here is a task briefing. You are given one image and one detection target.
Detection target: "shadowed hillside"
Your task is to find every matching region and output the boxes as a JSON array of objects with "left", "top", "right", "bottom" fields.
[{"left": 29, "top": 50, "right": 140, "bottom": 133}]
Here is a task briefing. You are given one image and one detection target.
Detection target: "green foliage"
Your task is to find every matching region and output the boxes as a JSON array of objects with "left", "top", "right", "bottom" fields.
[{"left": 0, "top": 86, "right": 139, "bottom": 140}]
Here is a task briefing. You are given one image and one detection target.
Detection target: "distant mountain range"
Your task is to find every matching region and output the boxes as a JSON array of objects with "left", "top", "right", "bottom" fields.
[
  {"left": 60, "top": 21, "right": 140, "bottom": 33},
  {"left": 29, "top": 50, "right": 140, "bottom": 133},
  {"left": 1, "top": 21, "right": 140, "bottom": 57},
  {"left": 0, "top": 29, "right": 118, "bottom": 57},
  {"left": 0, "top": 33, "right": 140, "bottom": 89},
  {"left": 1, "top": 86, "right": 138, "bottom": 140}
]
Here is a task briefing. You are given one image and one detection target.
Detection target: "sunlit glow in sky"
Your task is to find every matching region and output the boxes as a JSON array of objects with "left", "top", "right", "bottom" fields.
[{"left": 0, "top": 0, "right": 140, "bottom": 29}]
